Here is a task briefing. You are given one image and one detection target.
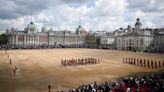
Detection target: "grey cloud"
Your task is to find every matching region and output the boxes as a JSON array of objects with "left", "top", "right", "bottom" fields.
[
  {"left": 0, "top": 0, "right": 164, "bottom": 32},
  {"left": 0, "top": 0, "right": 92, "bottom": 19},
  {"left": 0, "top": 0, "right": 53, "bottom": 19},
  {"left": 127, "top": 0, "right": 149, "bottom": 9},
  {"left": 60, "top": 0, "right": 95, "bottom": 8},
  {"left": 127, "top": 0, "right": 164, "bottom": 13},
  {"left": 60, "top": 0, "right": 89, "bottom": 4}
]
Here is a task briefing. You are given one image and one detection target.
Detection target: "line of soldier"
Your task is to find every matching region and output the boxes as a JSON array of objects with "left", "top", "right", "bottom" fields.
[
  {"left": 123, "top": 57, "right": 164, "bottom": 68},
  {"left": 61, "top": 57, "right": 101, "bottom": 66},
  {"left": 4, "top": 49, "right": 18, "bottom": 76}
]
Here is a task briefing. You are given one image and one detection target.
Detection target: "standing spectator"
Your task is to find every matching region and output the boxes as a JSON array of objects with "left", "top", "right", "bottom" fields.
[
  {"left": 9, "top": 58, "right": 12, "bottom": 65},
  {"left": 48, "top": 85, "right": 51, "bottom": 92}
]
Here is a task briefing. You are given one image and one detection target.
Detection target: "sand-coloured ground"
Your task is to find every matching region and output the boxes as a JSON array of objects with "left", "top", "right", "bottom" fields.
[{"left": 0, "top": 48, "right": 164, "bottom": 92}]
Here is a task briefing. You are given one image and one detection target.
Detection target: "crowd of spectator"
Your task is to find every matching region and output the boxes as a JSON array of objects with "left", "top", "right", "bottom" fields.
[{"left": 57, "top": 72, "right": 164, "bottom": 92}]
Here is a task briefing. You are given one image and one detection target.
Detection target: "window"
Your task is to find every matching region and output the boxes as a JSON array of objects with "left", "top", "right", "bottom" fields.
[
  {"left": 140, "top": 39, "right": 143, "bottom": 45},
  {"left": 118, "top": 39, "right": 121, "bottom": 45},
  {"left": 129, "top": 39, "right": 132, "bottom": 45}
]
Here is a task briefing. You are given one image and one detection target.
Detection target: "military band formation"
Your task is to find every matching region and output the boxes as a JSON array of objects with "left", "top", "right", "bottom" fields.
[
  {"left": 61, "top": 57, "right": 101, "bottom": 66},
  {"left": 123, "top": 57, "right": 164, "bottom": 68}
]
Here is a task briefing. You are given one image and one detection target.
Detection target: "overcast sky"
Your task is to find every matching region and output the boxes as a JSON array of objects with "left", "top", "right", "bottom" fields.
[{"left": 0, "top": 0, "right": 164, "bottom": 32}]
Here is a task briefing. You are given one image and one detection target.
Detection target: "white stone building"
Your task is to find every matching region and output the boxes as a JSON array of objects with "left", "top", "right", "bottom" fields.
[
  {"left": 5, "top": 18, "right": 164, "bottom": 52},
  {"left": 151, "top": 28, "right": 164, "bottom": 52},
  {"left": 7, "top": 21, "right": 86, "bottom": 49},
  {"left": 100, "top": 34, "right": 115, "bottom": 49},
  {"left": 116, "top": 18, "right": 154, "bottom": 51}
]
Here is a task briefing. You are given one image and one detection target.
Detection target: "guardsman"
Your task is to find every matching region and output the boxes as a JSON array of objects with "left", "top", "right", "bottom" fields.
[
  {"left": 155, "top": 60, "right": 157, "bottom": 68},
  {"left": 143, "top": 59, "right": 146, "bottom": 67},
  {"left": 131, "top": 57, "right": 133, "bottom": 64},
  {"left": 147, "top": 59, "right": 150, "bottom": 68},
  {"left": 14, "top": 69, "right": 16, "bottom": 76},
  {"left": 134, "top": 58, "right": 136, "bottom": 65},
  {"left": 159, "top": 61, "right": 161, "bottom": 68},
  {"left": 151, "top": 60, "right": 154, "bottom": 69},
  {"left": 137, "top": 58, "right": 139, "bottom": 66},
  {"left": 13, "top": 66, "right": 17, "bottom": 76},
  {"left": 140, "top": 59, "right": 142, "bottom": 67},
  {"left": 9, "top": 58, "right": 12, "bottom": 65}
]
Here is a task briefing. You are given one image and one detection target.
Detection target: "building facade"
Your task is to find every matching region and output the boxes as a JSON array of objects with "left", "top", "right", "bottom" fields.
[
  {"left": 150, "top": 28, "right": 164, "bottom": 52},
  {"left": 7, "top": 22, "right": 86, "bottom": 49},
  {"left": 115, "top": 18, "right": 162, "bottom": 52},
  {"left": 5, "top": 18, "right": 164, "bottom": 52},
  {"left": 100, "top": 34, "right": 115, "bottom": 49},
  {"left": 116, "top": 30, "right": 154, "bottom": 51}
]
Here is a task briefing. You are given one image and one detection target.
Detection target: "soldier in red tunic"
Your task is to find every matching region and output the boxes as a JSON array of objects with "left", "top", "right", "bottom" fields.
[
  {"left": 9, "top": 58, "right": 12, "bottom": 65},
  {"left": 159, "top": 61, "right": 161, "bottom": 68},
  {"left": 151, "top": 60, "right": 154, "bottom": 69},
  {"left": 147, "top": 59, "right": 150, "bottom": 68},
  {"left": 155, "top": 60, "right": 157, "bottom": 68}
]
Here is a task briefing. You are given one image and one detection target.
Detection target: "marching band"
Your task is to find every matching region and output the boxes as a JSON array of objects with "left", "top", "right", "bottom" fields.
[{"left": 61, "top": 58, "right": 101, "bottom": 66}]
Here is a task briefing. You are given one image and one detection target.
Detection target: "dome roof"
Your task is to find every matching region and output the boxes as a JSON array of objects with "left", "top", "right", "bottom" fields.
[
  {"left": 135, "top": 18, "right": 142, "bottom": 25},
  {"left": 76, "top": 25, "right": 85, "bottom": 33},
  {"left": 27, "top": 21, "right": 36, "bottom": 32}
]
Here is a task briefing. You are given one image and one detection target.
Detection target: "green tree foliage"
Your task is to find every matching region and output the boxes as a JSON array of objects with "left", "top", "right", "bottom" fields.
[{"left": 0, "top": 34, "right": 7, "bottom": 44}]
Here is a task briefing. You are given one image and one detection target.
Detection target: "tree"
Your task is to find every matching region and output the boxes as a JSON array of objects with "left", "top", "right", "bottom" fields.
[{"left": 0, "top": 34, "right": 7, "bottom": 45}]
